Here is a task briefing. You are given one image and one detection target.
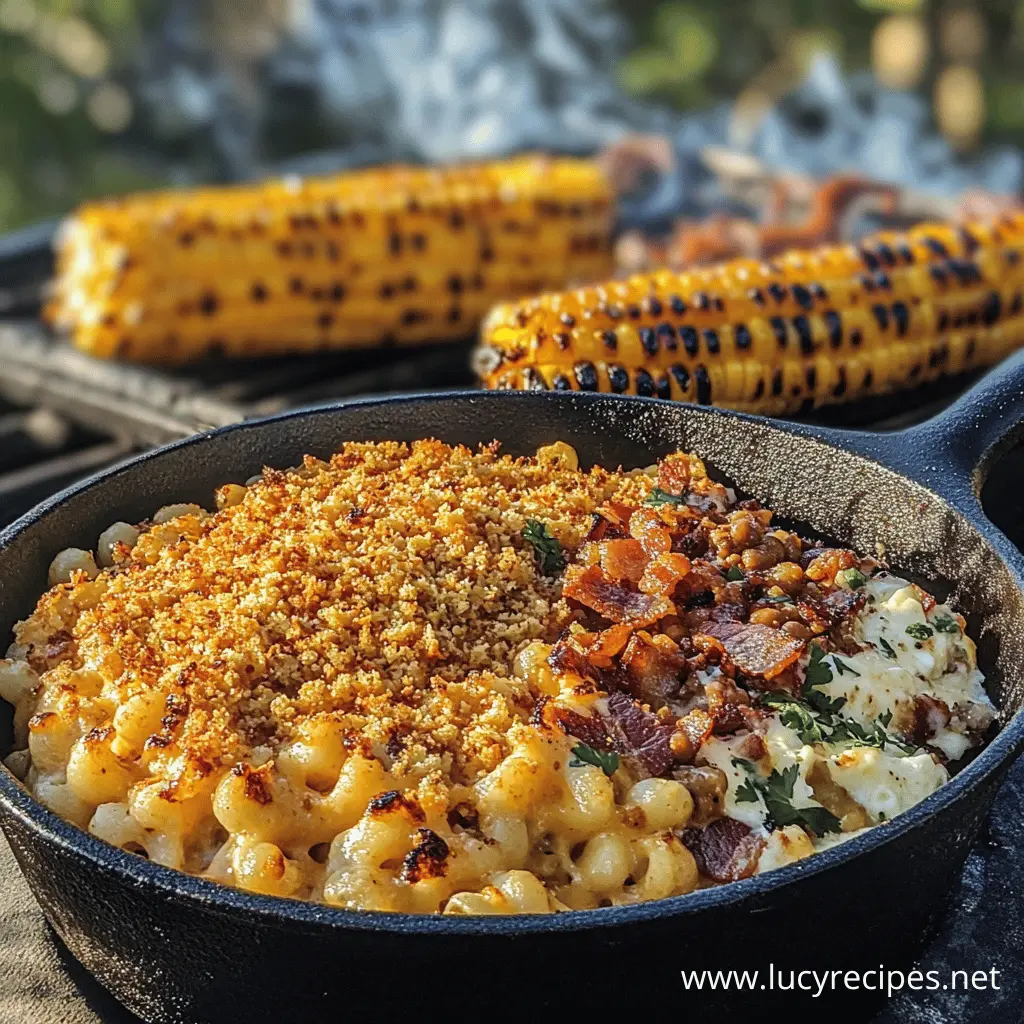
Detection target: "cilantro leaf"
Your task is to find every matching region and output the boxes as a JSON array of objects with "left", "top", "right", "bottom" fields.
[
  {"left": 832, "top": 656, "right": 860, "bottom": 678},
  {"left": 837, "top": 568, "right": 867, "bottom": 590},
  {"left": 906, "top": 623, "right": 934, "bottom": 641},
  {"left": 761, "top": 765, "right": 842, "bottom": 836},
  {"left": 730, "top": 758, "right": 841, "bottom": 836},
  {"left": 725, "top": 565, "right": 745, "bottom": 582},
  {"left": 804, "top": 643, "right": 833, "bottom": 687},
  {"left": 878, "top": 638, "right": 897, "bottom": 660},
  {"left": 644, "top": 487, "right": 684, "bottom": 508},
  {"left": 569, "top": 743, "right": 619, "bottom": 776},
  {"left": 932, "top": 614, "right": 960, "bottom": 634},
  {"left": 878, "top": 709, "right": 893, "bottom": 728},
  {"left": 522, "top": 519, "right": 565, "bottom": 574}
]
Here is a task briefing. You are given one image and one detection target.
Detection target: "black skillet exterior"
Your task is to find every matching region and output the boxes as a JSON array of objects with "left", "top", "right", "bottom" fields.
[{"left": 2, "top": 359, "right": 1024, "bottom": 1023}]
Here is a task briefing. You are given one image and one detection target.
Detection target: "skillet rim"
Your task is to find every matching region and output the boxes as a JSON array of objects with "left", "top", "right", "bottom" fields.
[{"left": 0, "top": 388, "right": 1022, "bottom": 938}]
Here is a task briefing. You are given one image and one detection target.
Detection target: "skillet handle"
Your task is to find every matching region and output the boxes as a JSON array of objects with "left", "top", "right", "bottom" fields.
[{"left": 870, "top": 350, "right": 1024, "bottom": 506}]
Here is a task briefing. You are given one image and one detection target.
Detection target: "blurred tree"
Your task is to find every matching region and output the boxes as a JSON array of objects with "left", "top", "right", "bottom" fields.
[{"left": 0, "top": 0, "right": 161, "bottom": 231}]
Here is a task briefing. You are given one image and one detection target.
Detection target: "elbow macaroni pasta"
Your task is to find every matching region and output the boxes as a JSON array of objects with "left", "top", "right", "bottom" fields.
[{"left": 0, "top": 439, "right": 993, "bottom": 914}]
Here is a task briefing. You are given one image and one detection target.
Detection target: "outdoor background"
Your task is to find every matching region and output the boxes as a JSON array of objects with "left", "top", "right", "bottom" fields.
[{"left": 0, "top": 0, "right": 1020, "bottom": 232}]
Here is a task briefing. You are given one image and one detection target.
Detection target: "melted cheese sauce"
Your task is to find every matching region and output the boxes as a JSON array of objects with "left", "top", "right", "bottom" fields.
[
  {"left": 694, "top": 573, "right": 995, "bottom": 875},
  {"left": 817, "top": 574, "right": 994, "bottom": 760}
]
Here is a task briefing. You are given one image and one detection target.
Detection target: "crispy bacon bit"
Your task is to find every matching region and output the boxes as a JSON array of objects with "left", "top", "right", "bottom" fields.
[
  {"left": 701, "top": 621, "right": 805, "bottom": 680},
  {"left": 581, "top": 623, "right": 635, "bottom": 667},
  {"left": 547, "top": 638, "right": 600, "bottom": 682},
  {"left": 584, "top": 512, "right": 611, "bottom": 543},
  {"left": 681, "top": 817, "right": 764, "bottom": 882},
  {"left": 912, "top": 694, "right": 952, "bottom": 746},
  {"left": 672, "top": 765, "right": 727, "bottom": 825},
  {"left": 705, "top": 676, "right": 751, "bottom": 733},
  {"left": 621, "top": 632, "right": 686, "bottom": 708},
  {"left": 657, "top": 452, "right": 691, "bottom": 495},
  {"left": 594, "top": 501, "right": 635, "bottom": 531},
  {"left": 797, "top": 587, "right": 866, "bottom": 631},
  {"left": 543, "top": 702, "right": 609, "bottom": 750},
  {"left": 564, "top": 564, "right": 673, "bottom": 626},
  {"left": 603, "top": 690, "right": 677, "bottom": 776},
  {"left": 670, "top": 707, "right": 714, "bottom": 762},
  {"left": 629, "top": 507, "right": 672, "bottom": 558},
  {"left": 600, "top": 539, "right": 649, "bottom": 584},
  {"left": 638, "top": 552, "right": 691, "bottom": 597},
  {"left": 803, "top": 548, "right": 856, "bottom": 582},
  {"left": 400, "top": 828, "right": 450, "bottom": 883}
]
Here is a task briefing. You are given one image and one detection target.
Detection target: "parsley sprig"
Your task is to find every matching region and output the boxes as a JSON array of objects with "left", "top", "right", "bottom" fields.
[
  {"left": 570, "top": 743, "right": 619, "bottom": 776},
  {"left": 763, "top": 643, "right": 915, "bottom": 754},
  {"left": 643, "top": 487, "right": 685, "bottom": 508},
  {"left": 731, "top": 758, "right": 842, "bottom": 836},
  {"left": 522, "top": 519, "right": 565, "bottom": 574}
]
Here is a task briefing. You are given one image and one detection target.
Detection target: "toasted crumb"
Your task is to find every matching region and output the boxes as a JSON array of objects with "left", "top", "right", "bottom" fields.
[{"left": 19, "top": 440, "right": 648, "bottom": 789}]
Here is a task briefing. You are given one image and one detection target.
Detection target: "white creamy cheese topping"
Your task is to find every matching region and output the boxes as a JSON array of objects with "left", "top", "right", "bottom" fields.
[
  {"left": 816, "top": 574, "right": 994, "bottom": 760},
  {"left": 694, "top": 572, "right": 992, "bottom": 875}
]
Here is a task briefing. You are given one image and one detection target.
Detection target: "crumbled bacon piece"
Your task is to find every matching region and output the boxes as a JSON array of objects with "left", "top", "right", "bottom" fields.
[
  {"left": 638, "top": 552, "right": 691, "bottom": 597},
  {"left": 602, "top": 690, "right": 676, "bottom": 776},
  {"left": 681, "top": 818, "right": 764, "bottom": 882},
  {"left": 582, "top": 623, "right": 634, "bottom": 667},
  {"left": 657, "top": 452, "right": 691, "bottom": 495},
  {"left": 563, "top": 564, "right": 673, "bottom": 626},
  {"left": 620, "top": 632, "right": 686, "bottom": 709},
  {"left": 803, "top": 548, "right": 856, "bottom": 583},
  {"left": 593, "top": 501, "right": 635, "bottom": 531},
  {"left": 705, "top": 676, "right": 751, "bottom": 733},
  {"left": 600, "top": 539, "right": 649, "bottom": 584},
  {"left": 541, "top": 702, "right": 609, "bottom": 749},
  {"left": 629, "top": 507, "right": 672, "bottom": 558},
  {"left": 797, "top": 587, "right": 866, "bottom": 631},
  {"left": 700, "top": 621, "right": 805, "bottom": 680},
  {"left": 670, "top": 707, "right": 714, "bottom": 762}
]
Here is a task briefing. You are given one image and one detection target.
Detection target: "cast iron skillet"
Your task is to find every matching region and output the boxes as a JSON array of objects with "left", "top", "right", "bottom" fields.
[{"left": 3, "top": 354, "right": 1024, "bottom": 1024}]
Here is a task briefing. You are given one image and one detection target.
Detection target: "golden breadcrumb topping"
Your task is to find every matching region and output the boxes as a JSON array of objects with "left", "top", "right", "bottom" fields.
[{"left": 18, "top": 440, "right": 650, "bottom": 790}]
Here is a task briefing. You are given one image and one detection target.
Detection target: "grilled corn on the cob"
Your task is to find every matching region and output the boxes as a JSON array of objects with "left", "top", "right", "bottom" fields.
[
  {"left": 477, "top": 215, "right": 1024, "bottom": 414},
  {"left": 48, "top": 156, "right": 613, "bottom": 363}
]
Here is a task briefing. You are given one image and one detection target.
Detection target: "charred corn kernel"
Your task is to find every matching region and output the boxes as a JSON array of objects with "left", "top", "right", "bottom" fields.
[
  {"left": 48, "top": 156, "right": 613, "bottom": 364},
  {"left": 476, "top": 215, "right": 1024, "bottom": 414}
]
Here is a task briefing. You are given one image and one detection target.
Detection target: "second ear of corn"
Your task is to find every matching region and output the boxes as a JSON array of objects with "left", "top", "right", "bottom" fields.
[
  {"left": 47, "top": 156, "right": 614, "bottom": 364},
  {"left": 476, "top": 215, "right": 1024, "bottom": 414}
]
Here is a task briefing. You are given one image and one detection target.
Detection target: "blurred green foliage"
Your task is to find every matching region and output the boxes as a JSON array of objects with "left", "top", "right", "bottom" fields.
[
  {"left": 0, "top": 0, "right": 159, "bottom": 232},
  {"left": 0, "top": 0, "right": 1023, "bottom": 234}
]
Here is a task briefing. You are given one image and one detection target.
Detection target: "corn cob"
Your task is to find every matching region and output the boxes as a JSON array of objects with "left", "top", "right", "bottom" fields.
[
  {"left": 47, "top": 156, "right": 614, "bottom": 364},
  {"left": 476, "top": 215, "right": 1024, "bottom": 415}
]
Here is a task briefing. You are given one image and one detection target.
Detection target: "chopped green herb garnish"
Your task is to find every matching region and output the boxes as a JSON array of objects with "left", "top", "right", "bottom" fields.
[
  {"left": 832, "top": 656, "right": 861, "bottom": 678},
  {"left": 878, "top": 709, "right": 893, "bottom": 728},
  {"left": 804, "top": 643, "right": 833, "bottom": 688},
  {"left": 758, "top": 593, "right": 791, "bottom": 605},
  {"left": 644, "top": 487, "right": 685, "bottom": 508},
  {"left": 905, "top": 623, "right": 934, "bottom": 641},
  {"left": 932, "top": 614, "right": 960, "bottom": 634},
  {"left": 837, "top": 568, "right": 868, "bottom": 590},
  {"left": 732, "top": 761, "right": 841, "bottom": 836},
  {"left": 878, "top": 638, "right": 898, "bottom": 660},
  {"left": 569, "top": 743, "right": 619, "bottom": 776},
  {"left": 725, "top": 565, "right": 745, "bottom": 582},
  {"left": 522, "top": 519, "right": 565, "bottom": 574}
]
